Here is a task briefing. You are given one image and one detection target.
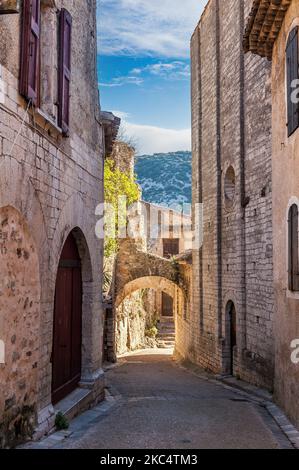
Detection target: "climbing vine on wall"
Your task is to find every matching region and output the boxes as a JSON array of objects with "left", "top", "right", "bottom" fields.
[{"left": 104, "top": 159, "right": 140, "bottom": 257}]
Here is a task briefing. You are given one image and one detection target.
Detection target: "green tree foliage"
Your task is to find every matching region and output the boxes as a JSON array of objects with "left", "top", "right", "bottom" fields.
[{"left": 104, "top": 159, "right": 140, "bottom": 257}]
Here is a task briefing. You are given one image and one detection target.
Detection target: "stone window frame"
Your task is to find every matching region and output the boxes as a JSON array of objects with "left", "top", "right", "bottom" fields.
[{"left": 223, "top": 162, "right": 237, "bottom": 212}]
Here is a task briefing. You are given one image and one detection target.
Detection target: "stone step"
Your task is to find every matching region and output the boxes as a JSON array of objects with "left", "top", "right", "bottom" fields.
[
  {"left": 158, "top": 341, "right": 175, "bottom": 349},
  {"left": 158, "top": 330, "right": 175, "bottom": 335},
  {"left": 157, "top": 334, "right": 175, "bottom": 340},
  {"left": 160, "top": 316, "right": 174, "bottom": 323},
  {"left": 158, "top": 324, "right": 175, "bottom": 330}
]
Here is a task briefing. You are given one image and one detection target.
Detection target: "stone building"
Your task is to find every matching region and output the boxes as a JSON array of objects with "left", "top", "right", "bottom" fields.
[
  {"left": 244, "top": 0, "right": 299, "bottom": 429},
  {"left": 0, "top": 0, "right": 118, "bottom": 447},
  {"left": 103, "top": 140, "right": 192, "bottom": 360},
  {"left": 176, "top": 0, "right": 275, "bottom": 390}
]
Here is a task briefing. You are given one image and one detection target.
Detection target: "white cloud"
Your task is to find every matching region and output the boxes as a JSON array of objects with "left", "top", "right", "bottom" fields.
[
  {"left": 131, "top": 61, "right": 190, "bottom": 80},
  {"left": 112, "top": 111, "right": 191, "bottom": 155},
  {"left": 97, "top": 0, "right": 206, "bottom": 58},
  {"left": 99, "top": 76, "right": 144, "bottom": 87}
]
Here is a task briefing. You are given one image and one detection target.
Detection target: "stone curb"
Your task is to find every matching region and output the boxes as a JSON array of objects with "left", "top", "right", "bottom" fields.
[{"left": 265, "top": 403, "right": 299, "bottom": 450}]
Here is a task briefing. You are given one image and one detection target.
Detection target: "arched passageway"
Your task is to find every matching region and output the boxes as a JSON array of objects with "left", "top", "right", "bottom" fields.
[{"left": 104, "top": 276, "right": 186, "bottom": 361}]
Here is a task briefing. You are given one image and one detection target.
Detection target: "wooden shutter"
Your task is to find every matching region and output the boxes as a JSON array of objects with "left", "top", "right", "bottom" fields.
[
  {"left": 286, "top": 27, "right": 299, "bottom": 137},
  {"left": 58, "top": 8, "right": 72, "bottom": 135},
  {"left": 20, "top": 0, "right": 40, "bottom": 106},
  {"left": 288, "top": 204, "right": 299, "bottom": 291}
]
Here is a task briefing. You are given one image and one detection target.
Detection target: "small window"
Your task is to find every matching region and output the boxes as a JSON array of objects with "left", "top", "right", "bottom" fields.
[
  {"left": 224, "top": 166, "right": 236, "bottom": 209},
  {"left": 163, "top": 239, "right": 179, "bottom": 258},
  {"left": 286, "top": 27, "right": 299, "bottom": 137},
  {"left": 288, "top": 204, "right": 299, "bottom": 291}
]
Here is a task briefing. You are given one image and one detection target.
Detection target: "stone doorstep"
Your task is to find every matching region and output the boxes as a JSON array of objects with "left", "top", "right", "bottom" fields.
[
  {"left": 54, "top": 387, "right": 93, "bottom": 423},
  {"left": 19, "top": 389, "right": 118, "bottom": 449}
]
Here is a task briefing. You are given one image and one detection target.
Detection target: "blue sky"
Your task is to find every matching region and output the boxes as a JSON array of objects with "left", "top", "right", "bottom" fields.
[{"left": 97, "top": 0, "right": 206, "bottom": 155}]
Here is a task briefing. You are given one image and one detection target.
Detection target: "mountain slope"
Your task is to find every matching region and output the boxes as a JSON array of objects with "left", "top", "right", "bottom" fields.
[{"left": 135, "top": 151, "right": 191, "bottom": 211}]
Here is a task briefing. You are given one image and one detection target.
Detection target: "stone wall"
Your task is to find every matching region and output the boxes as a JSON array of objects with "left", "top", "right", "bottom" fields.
[
  {"left": 105, "top": 142, "right": 193, "bottom": 359},
  {"left": 270, "top": 0, "right": 299, "bottom": 429},
  {"left": 115, "top": 291, "right": 158, "bottom": 356},
  {"left": 176, "top": 0, "right": 274, "bottom": 390},
  {"left": 110, "top": 141, "right": 135, "bottom": 178},
  {"left": 0, "top": 0, "right": 106, "bottom": 446},
  {"left": 0, "top": 207, "right": 40, "bottom": 447}
]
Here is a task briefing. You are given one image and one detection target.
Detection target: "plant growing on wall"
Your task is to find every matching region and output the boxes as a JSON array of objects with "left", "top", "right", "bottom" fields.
[{"left": 104, "top": 159, "right": 140, "bottom": 258}]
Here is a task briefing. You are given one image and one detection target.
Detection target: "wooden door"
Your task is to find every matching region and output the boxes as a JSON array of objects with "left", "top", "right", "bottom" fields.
[
  {"left": 52, "top": 233, "right": 82, "bottom": 405},
  {"left": 162, "top": 292, "right": 174, "bottom": 317},
  {"left": 230, "top": 304, "right": 237, "bottom": 376}
]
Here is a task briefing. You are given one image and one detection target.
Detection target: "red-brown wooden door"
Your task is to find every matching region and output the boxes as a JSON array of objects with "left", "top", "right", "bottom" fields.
[{"left": 52, "top": 233, "right": 82, "bottom": 405}]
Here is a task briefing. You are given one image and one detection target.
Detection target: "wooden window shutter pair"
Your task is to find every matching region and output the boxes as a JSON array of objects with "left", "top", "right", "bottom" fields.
[
  {"left": 286, "top": 27, "right": 299, "bottom": 137},
  {"left": 20, "top": 1, "right": 72, "bottom": 135},
  {"left": 288, "top": 204, "right": 299, "bottom": 292}
]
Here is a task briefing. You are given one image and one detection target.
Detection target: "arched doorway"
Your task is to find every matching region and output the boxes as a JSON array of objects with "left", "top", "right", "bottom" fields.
[
  {"left": 226, "top": 301, "right": 237, "bottom": 376},
  {"left": 52, "top": 232, "right": 82, "bottom": 404}
]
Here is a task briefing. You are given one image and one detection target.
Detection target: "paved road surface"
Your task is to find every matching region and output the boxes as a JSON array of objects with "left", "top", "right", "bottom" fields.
[{"left": 50, "top": 351, "right": 292, "bottom": 449}]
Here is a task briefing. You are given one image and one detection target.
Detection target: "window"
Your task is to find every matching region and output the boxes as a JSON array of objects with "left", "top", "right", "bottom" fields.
[
  {"left": 163, "top": 239, "right": 180, "bottom": 259},
  {"left": 224, "top": 165, "right": 236, "bottom": 209},
  {"left": 288, "top": 204, "right": 299, "bottom": 291},
  {"left": 19, "top": 1, "right": 72, "bottom": 134},
  {"left": 286, "top": 27, "right": 299, "bottom": 137},
  {"left": 58, "top": 8, "right": 72, "bottom": 135},
  {"left": 20, "top": 0, "right": 41, "bottom": 106}
]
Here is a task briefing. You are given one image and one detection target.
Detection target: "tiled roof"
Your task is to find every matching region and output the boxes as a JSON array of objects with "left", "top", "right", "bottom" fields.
[{"left": 244, "top": 0, "right": 292, "bottom": 59}]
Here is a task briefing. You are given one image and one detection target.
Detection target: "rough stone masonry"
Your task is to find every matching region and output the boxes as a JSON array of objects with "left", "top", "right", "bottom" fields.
[
  {"left": 175, "top": 0, "right": 274, "bottom": 390},
  {"left": 0, "top": 0, "right": 117, "bottom": 447}
]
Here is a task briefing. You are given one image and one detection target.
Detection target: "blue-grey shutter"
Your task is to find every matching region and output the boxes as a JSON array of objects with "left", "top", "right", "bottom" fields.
[{"left": 286, "top": 27, "right": 299, "bottom": 137}]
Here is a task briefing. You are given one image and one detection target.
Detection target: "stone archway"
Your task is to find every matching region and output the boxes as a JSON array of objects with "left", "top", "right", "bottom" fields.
[
  {"left": 0, "top": 205, "right": 40, "bottom": 448},
  {"left": 112, "top": 275, "right": 185, "bottom": 360},
  {"left": 115, "top": 276, "right": 179, "bottom": 308},
  {"left": 105, "top": 239, "right": 189, "bottom": 361}
]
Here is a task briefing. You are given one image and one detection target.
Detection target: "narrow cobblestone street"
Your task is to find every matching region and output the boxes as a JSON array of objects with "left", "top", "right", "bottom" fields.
[{"left": 29, "top": 351, "right": 293, "bottom": 450}]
